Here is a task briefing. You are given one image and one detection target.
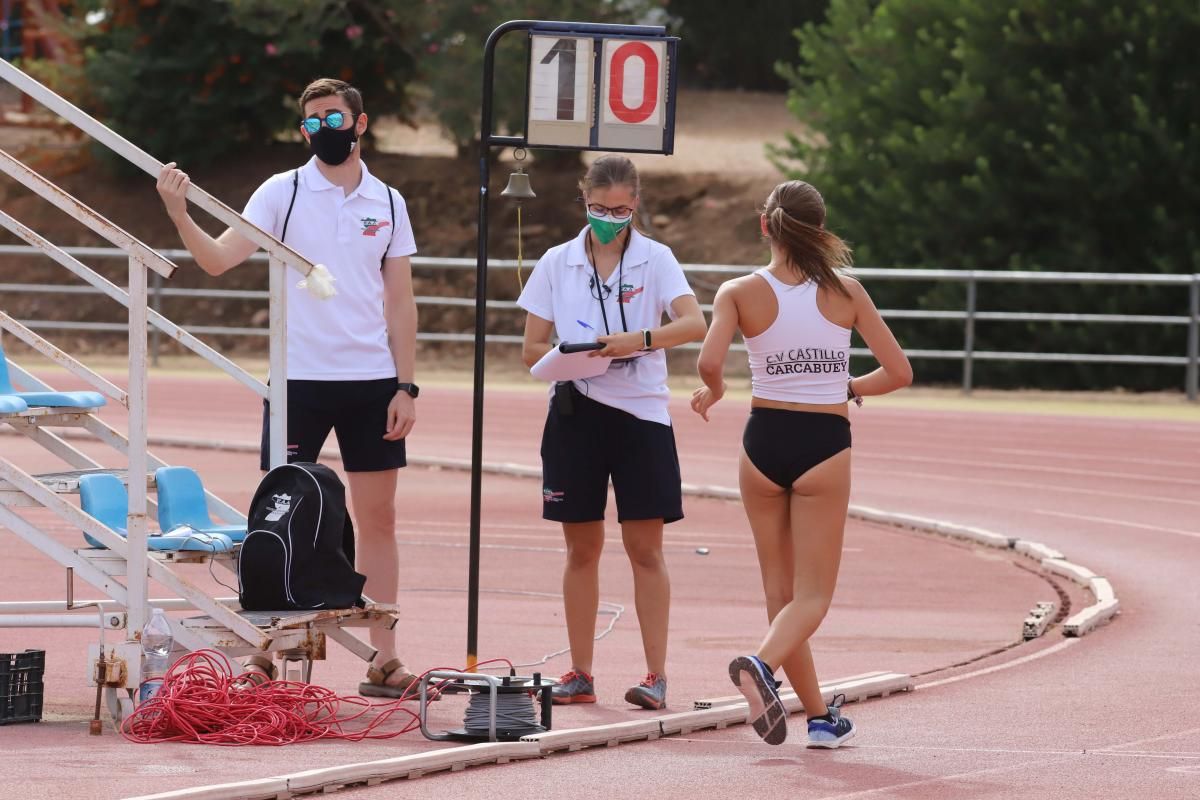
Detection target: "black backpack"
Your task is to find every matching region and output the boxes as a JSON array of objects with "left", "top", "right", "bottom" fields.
[{"left": 238, "top": 462, "right": 366, "bottom": 611}]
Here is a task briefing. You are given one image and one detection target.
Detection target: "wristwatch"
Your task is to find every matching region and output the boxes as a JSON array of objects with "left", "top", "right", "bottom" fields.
[
  {"left": 396, "top": 382, "right": 420, "bottom": 399},
  {"left": 641, "top": 329, "right": 653, "bottom": 351},
  {"left": 847, "top": 378, "right": 863, "bottom": 407}
]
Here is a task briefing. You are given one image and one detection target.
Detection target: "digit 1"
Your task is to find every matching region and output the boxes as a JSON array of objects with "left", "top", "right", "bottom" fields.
[{"left": 540, "top": 38, "right": 577, "bottom": 121}]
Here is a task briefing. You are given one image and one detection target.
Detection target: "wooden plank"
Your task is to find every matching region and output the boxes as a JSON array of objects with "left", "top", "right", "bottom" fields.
[
  {"left": 1013, "top": 539, "right": 1065, "bottom": 561},
  {"left": 1089, "top": 576, "right": 1116, "bottom": 604},
  {"left": 521, "top": 719, "right": 662, "bottom": 752},
  {"left": 1063, "top": 598, "right": 1120, "bottom": 637},
  {"left": 284, "top": 742, "right": 542, "bottom": 793},
  {"left": 121, "top": 776, "right": 289, "bottom": 800},
  {"left": 1042, "top": 557, "right": 1096, "bottom": 585},
  {"left": 659, "top": 705, "right": 746, "bottom": 736},
  {"left": 693, "top": 671, "right": 890, "bottom": 710}
]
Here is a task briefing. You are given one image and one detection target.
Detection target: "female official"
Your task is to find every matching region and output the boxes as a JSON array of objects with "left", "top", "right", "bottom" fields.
[
  {"left": 518, "top": 155, "right": 707, "bottom": 710},
  {"left": 692, "top": 180, "right": 911, "bottom": 746}
]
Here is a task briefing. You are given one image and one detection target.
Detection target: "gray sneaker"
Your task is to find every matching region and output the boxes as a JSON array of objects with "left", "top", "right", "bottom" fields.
[
  {"left": 625, "top": 673, "right": 667, "bottom": 710},
  {"left": 551, "top": 670, "right": 596, "bottom": 705}
]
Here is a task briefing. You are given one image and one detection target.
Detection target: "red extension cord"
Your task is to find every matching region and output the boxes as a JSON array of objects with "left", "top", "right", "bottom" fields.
[{"left": 121, "top": 650, "right": 511, "bottom": 746}]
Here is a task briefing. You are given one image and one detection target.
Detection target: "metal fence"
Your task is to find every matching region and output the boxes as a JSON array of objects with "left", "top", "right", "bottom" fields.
[{"left": 2, "top": 245, "right": 1198, "bottom": 400}]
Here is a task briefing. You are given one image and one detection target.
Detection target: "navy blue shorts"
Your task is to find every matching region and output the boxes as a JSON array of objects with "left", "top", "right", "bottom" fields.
[
  {"left": 540, "top": 385, "right": 683, "bottom": 524},
  {"left": 260, "top": 379, "right": 406, "bottom": 472}
]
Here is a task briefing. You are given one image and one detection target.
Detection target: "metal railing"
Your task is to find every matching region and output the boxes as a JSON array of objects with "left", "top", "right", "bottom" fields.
[
  {"left": 0, "top": 58, "right": 320, "bottom": 643},
  {"left": 3, "top": 245, "right": 1197, "bottom": 399}
]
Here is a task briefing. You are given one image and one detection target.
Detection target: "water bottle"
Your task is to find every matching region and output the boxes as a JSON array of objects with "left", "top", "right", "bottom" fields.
[{"left": 138, "top": 608, "right": 173, "bottom": 704}]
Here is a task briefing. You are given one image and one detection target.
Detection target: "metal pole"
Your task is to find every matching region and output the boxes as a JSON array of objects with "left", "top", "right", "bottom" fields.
[
  {"left": 267, "top": 256, "right": 288, "bottom": 468},
  {"left": 962, "top": 273, "right": 977, "bottom": 394},
  {"left": 467, "top": 22, "right": 514, "bottom": 672},
  {"left": 1187, "top": 275, "right": 1199, "bottom": 402},
  {"left": 126, "top": 256, "right": 149, "bottom": 637},
  {"left": 0, "top": 614, "right": 125, "bottom": 629},
  {"left": 150, "top": 270, "right": 163, "bottom": 367}
]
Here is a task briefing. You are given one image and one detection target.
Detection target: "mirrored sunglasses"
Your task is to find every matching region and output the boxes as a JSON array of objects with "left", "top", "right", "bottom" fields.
[{"left": 302, "top": 111, "right": 349, "bottom": 134}]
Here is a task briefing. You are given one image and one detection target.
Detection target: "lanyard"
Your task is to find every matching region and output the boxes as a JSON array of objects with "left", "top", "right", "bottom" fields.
[{"left": 586, "top": 232, "right": 631, "bottom": 335}]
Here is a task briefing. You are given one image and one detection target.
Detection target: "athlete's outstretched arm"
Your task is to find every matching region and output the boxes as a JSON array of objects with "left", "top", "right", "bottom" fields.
[
  {"left": 156, "top": 163, "right": 258, "bottom": 276},
  {"left": 692, "top": 283, "right": 739, "bottom": 421},
  {"left": 847, "top": 277, "right": 913, "bottom": 396}
]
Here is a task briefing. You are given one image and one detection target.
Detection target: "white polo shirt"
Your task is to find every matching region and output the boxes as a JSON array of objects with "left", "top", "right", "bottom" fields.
[
  {"left": 518, "top": 227, "right": 695, "bottom": 425},
  {"left": 242, "top": 157, "right": 418, "bottom": 380}
]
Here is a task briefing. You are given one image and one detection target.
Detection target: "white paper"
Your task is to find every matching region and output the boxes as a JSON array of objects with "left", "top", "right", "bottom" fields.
[{"left": 530, "top": 346, "right": 613, "bottom": 382}]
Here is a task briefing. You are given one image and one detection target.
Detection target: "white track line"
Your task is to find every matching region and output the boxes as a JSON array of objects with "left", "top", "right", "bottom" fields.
[
  {"left": 859, "top": 452, "right": 1200, "bottom": 487},
  {"left": 855, "top": 466, "right": 1200, "bottom": 508},
  {"left": 915, "top": 639, "right": 1079, "bottom": 690},
  {"left": 1030, "top": 508, "right": 1200, "bottom": 540},
  {"left": 812, "top": 756, "right": 1082, "bottom": 800},
  {"left": 985, "top": 447, "right": 1200, "bottom": 470}
]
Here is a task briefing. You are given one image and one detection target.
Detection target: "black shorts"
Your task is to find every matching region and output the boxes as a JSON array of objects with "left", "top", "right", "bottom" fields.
[
  {"left": 260, "top": 379, "right": 407, "bottom": 472},
  {"left": 540, "top": 384, "right": 683, "bottom": 524},
  {"left": 742, "top": 407, "right": 851, "bottom": 489}
]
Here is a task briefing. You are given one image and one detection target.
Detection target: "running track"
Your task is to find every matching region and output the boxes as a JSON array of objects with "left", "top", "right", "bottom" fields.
[{"left": 3, "top": 372, "right": 1199, "bottom": 799}]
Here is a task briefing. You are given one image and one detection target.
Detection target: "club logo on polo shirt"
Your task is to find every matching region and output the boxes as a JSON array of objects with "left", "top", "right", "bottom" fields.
[
  {"left": 619, "top": 283, "right": 643, "bottom": 304},
  {"left": 360, "top": 216, "right": 391, "bottom": 237}
]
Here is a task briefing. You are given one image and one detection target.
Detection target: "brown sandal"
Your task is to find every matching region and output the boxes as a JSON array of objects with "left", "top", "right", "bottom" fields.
[
  {"left": 358, "top": 658, "right": 435, "bottom": 700},
  {"left": 232, "top": 654, "right": 276, "bottom": 690}
]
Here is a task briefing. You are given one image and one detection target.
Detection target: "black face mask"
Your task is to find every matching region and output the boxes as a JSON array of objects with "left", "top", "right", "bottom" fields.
[{"left": 308, "top": 125, "right": 358, "bottom": 166}]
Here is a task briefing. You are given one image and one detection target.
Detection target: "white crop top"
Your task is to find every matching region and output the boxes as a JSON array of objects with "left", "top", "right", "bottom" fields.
[{"left": 744, "top": 268, "right": 852, "bottom": 405}]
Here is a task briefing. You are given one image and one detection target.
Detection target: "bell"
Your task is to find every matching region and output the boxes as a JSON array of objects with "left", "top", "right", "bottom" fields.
[{"left": 500, "top": 168, "right": 536, "bottom": 201}]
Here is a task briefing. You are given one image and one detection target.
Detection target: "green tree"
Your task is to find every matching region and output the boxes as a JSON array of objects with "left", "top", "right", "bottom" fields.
[
  {"left": 78, "top": 0, "right": 418, "bottom": 167},
  {"left": 776, "top": 0, "right": 1200, "bottom": 390},
  {"left": 667, "top": 0, "right": 829, "bottom": 90}
]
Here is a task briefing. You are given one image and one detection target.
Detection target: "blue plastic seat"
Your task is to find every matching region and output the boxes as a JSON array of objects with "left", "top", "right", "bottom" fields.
[
  {"left": 79, "top": 473, "right": 233, "bottom": 552},
  {"left": 79, "top": 473, "right": 128, "bottom": 547},
  {"left": 0, "top": 395, "right": 29, "bottom": 414},
  {"left": 0, "top": 342, "right": 107, "bottom": 410},
  {"left": 154, "top": 466, "right": 247, "bottom": 543}
]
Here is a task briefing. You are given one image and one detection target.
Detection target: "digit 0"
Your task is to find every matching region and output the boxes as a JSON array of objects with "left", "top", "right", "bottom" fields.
[{"left": 608, "top": 41, "right": 659, "bottom": 124}]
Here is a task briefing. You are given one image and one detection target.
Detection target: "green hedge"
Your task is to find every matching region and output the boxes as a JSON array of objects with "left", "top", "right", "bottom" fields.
[
  {"left": 79, "top": 0, "right": 418, "bottom": 167},
  {"left": 777, "top": 0, "right": 1200, "bottom": 390},
  {"left": 669, "top": 0, "right": 829, "bottom": 90}
]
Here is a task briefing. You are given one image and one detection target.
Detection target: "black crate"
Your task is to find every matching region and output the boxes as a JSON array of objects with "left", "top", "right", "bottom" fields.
[{"left": 0, "top": 649, "right": 45, "bottom": 724}]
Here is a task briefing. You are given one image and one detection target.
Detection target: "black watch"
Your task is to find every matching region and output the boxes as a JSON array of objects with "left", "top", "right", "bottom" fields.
[{"left": 396, "top": 382, "right": 420, "bottom": 399}]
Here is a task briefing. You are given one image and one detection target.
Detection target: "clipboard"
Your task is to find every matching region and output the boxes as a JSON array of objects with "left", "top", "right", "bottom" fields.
[{"left": 530, "top": 342, "right": 612, "bottom": 381}]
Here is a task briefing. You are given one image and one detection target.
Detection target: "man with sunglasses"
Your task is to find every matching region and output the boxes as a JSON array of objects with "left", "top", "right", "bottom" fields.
[{"left": 156, "top": 78, "right": 422, "bottom": 697}]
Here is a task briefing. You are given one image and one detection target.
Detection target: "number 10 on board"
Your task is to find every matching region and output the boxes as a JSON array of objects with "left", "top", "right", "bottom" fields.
[{"left": 527, "top": 32, "right": 676, "bottom": 154}]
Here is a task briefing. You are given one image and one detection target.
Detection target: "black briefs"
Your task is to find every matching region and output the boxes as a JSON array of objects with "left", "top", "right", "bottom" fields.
[{"left": 742, "top": 407, "right": 851, "bottom": 489}]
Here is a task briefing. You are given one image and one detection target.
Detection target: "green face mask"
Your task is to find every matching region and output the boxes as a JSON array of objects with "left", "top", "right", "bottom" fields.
[{"left": 586, "top": 208, "right": 632, "bottom": 245}]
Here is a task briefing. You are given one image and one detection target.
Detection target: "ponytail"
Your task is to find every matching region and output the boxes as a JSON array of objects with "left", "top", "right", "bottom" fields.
[{"left": 763, "top": 181, "right": 852, "bottom": 296}]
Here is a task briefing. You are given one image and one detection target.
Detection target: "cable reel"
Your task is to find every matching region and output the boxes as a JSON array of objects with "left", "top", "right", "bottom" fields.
[{"left": 418, "top": 669, "right": 553, "bottom": 742}]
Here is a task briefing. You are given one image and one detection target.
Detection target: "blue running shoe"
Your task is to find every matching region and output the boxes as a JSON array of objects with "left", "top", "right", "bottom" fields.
[
  {"left": 552, "top": 669, "right": 596, "bottom": 704},
  {"left": 807, "top": 694, "right": 856, "bottom": 749},
  {"left": 625, "top": 673, "right": 667, "bottom": 710},
  {"left": 729, "top": 655, "right": 787, "bottom": 745}
]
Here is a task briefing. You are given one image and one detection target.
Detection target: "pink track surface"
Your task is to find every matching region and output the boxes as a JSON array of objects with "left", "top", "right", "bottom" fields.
[{"left": 1, "top": 372, "right": 1198, "bottom": 799}]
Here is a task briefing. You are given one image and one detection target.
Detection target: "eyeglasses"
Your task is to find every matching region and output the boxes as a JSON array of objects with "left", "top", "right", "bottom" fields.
[
  {"left": 585, "top": 202, "right": 634, "bottom": 220},
  {"left": 301, "top": 111, "right": 354, "bottom": 134},
  {"left": 588, "top": 276, "right": 613, "bottom": 301}
]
